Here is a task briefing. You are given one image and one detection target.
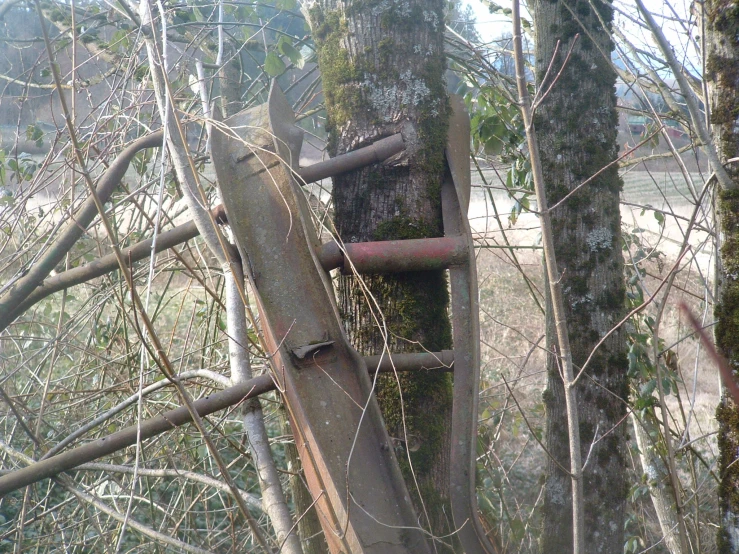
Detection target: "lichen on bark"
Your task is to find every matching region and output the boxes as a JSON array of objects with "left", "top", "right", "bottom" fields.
[
  {"left": 532, "top": 0, "right": 629, "bottom": 552},
  {"left": 704, "top": 1, "right": 739, "bottom": 551},
  {"left": 308, "top": 0, "right": 456, "bottom": 546}
]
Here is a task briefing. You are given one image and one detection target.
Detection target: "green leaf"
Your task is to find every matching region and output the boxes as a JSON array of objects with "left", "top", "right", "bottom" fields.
[
  {"left": 482, "top": 136, "right": 504, "bottom": 156},
  {"left": 278, "top": 37, "right": 304, "bottom": 69},
  {"left": 509, "top": 519, "right": 525, "bottom": 541},
  {"left": 662, "top": 376, "right": 673, "bottom": 396},
  {"left": 110, "top": 29, "right": 130, "bottom": 52},
  {"left": 26, "top": 123, "right": 44, "bottom": 148},
  {"left": 640, "top": 379, "right": 656, "bottom": 398},
  {"left": 264, "top": 51, "right": 286, "bottom": 76}
]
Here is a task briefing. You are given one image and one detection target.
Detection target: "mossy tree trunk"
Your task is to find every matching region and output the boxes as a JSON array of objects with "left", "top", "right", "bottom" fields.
[
  {"left": 704, "top": 1, "right": 739, "bottom": 552},
  {"left": 307, "top": 0, "right": 455, "bottom": 545},
  {"left": 532, "top": 1, "right": 629, "bottom": 552}
]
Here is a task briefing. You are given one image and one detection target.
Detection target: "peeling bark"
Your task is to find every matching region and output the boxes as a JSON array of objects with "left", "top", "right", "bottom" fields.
[{"left": 631, "top": 413, "right": 684, "bottom": 554}]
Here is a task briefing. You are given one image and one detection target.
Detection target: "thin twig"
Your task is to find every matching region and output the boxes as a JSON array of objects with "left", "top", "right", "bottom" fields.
[{"left": 511, "top": 1, "right": 584, "bottom": 551}]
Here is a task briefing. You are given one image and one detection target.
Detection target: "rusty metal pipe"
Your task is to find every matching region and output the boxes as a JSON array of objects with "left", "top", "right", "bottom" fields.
[
  {"left": 0, "top": 374, "right": 275, "bottom": 497},
  {"left": 296, "top": 133, "right": 405, "bottom": 184},
  {"left": 10, "top": 219, "right": 462, "bottom": 325},
  {"left": 364, "top": 350, "right": 454, "bottom": 373},
  {"left": 2, "top": 133, "right": 406, "bottom": 328},
  {"left": 317, "top": 236, "right": 469, "bottom": 274},
  {"left": 0, "top": 352, "right": 451, "bottom": 497}
]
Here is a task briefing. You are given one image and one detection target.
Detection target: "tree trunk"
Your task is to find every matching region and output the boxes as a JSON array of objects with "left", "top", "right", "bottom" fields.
[
  {"left": 531, "top": 1, "right": 629, "bottom": 552},
  {"left": 631, "top": 412, "right": 684, "bottom": 554},
  {"left": 307, "top": 0, "right": 455, "bottom": 545},
  {"left": 704, "top": 2, "right": 739, "bottom": 551}
]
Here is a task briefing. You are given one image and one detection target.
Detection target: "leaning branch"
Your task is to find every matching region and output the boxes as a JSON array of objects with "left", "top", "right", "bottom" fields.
[
  {"left": 0, "top": 353, "right": 452, "bottom": 497},
  {"left": 634, "top": 0, "right": 734, "bottom": 191},
  {"left": 0, "top": 130, "right": 164, "bottom": 333}
]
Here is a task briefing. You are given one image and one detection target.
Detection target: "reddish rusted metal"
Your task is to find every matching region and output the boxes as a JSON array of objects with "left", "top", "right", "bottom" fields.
[
  {"left": 0, "top": 92, "right": 496, "bottom": 554},
  {"left": 10, "top": 134, "right": 410, "bottom": 322},
  {"left": 317, "top": 236, "right": 468, "bottom": 274},
  {"left": 211, "top": 82, "right": 429, "bottom": 554},
  {"left": 316, "top": 97, "right": 498, "bottom": 552}
]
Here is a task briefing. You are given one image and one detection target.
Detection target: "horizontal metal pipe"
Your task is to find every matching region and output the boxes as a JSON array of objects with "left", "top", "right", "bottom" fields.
[
  {"left": 4, "top": 134, "right": 405, "bottom": 326},
  {"left": 317, "top": 236, "right": 469, "bottom": 274},
  {"left": 364, "top": 350, "right": 454, "bottom": 373},
  {"left": 15, "top": 225, "right": 465, "bottom": 323},
  {"left": 7, "top": 205, "right": 226, "bottom": 323},
  {"left": 0, "top": 352, "right": 451, "bottom": 497},
  {"left": 0, "top": 374, "right": 275, "bottom": 498},
  {"left": 297, "top": 133, "right": 405, "bottom": 184}
]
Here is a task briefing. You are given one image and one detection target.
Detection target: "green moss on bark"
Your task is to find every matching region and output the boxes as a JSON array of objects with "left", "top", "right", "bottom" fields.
[
  {"left": 715, "top": 190, "right": 739, "bottom": 553},
  {"left": 706, "top": 2, "right": 739, "bottom": 548},
  {"left": 533, "top": 0, "right": 628, "bottom": 552},
  {"left": 309, "top": 1, "right": 456, "bottom": 547}
]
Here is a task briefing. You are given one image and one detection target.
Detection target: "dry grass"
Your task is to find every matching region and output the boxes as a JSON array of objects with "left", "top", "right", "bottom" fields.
[{"left": 471, "top": 161, "right": 720, "bottom": 551}]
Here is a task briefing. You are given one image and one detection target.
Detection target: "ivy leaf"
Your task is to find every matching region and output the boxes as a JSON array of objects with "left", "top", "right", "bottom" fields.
[
  {"left": 110, "top": 29, "right": 130, "bottom": 52},
  {"left": 509, "top": 518, "right": 526, "bottom": 542},
  {"left": 278, "top": 37, "right": 304, "bottom": 69},
  {"left": 26, "top": 123, "right": 44, "bottom": 148},
  {"left": 264, "top": 51, "right": 286, "bottom": 76},
  {"left": 640, "top": 379, "right": 656, "bottom": 398}
]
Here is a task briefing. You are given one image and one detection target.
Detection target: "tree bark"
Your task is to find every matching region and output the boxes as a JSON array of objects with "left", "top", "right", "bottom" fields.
[
  {"left": 531, "top": 1, "right": 629, "bottom": 552},
  {"left": 704, "top": 2, "right": 739, "bottom": 551},
  {"left": 631, "top": 413, "right": 685, "bottom": 554},
  {"left": 307, "top": 0, "right": 455, "bottom": 545}
]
